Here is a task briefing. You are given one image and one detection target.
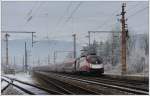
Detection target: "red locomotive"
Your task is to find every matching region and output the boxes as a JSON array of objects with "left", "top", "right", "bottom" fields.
[{"left": 33, "top": 54, "right": 104, "bottom": 75}]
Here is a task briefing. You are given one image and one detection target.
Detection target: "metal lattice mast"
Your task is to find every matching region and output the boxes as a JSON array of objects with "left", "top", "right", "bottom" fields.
[{"left": 120, "top": 3, "right": 127, "bottom": 75}]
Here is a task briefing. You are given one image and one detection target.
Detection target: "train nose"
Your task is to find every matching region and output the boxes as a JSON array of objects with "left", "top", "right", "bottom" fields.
[{"left": 90, "top": 68, "right": 104, "bottom": 74}]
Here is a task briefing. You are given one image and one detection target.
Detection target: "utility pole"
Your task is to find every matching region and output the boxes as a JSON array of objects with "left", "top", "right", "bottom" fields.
[
  {"left": 32, "top": 58, "right": 34, "bottom": 67},
  {"left": 72, "top": 34, "right": 76, "bottom": 58},
  {"left": 88, "top": 31, "right": 91, "bottom": 46},
  {"left": 53, "top": 51, "right": 57, "bottom": 71},
  {"left": 111, "top": 30, "right": 115, "bottom": 66},
  {"left": 48, "top": 54, "right": 50, "bottom": 65},
  {"left": 14, "top": 56, "right": 16, "bottom": 73},
  {"left": 72, "top": 34, "right": 76, "bottom": 71},
  {"left": 22, "top": 56, "right": 24, "bottom": 72},
  {"left": 38, "top": 57, "right": 40, "bottom": 66},
  {"left": 32, "top": 32, "right": 34, "bottom": 47},
  {"left": 5, "top": 33, "right": 10, "bottom": 74},
  {"left": 120, "top": 3, "right": 127, "bottom": 75},
  {"left": 2, "top": 31, "right": 36, "bottom": 73},
  {"left": 2, "top": 31, "right": 36, "bottom": 47},
  {"left": 14, "top": 56, "right": 15, "bottom": 67},
  {"left": 24, "top": 42, "right": 28, "bottom": 73},
  {"left": 53, "top": 51, "right": 56, "bottom": 65},
  {"left": 99, "top": 41, "right": 103, "bottom": 56}
]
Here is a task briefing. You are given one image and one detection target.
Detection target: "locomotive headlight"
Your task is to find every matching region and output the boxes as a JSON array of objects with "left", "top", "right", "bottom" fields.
[{"left": 90, "top": 64, "right": 103, "bottom": 69}]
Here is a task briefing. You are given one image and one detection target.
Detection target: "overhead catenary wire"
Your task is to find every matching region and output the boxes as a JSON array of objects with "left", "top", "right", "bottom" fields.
[
  {"left": 125, "top": 1, "right": 142, "bottom": 12},
  {"left": 4, "top": 2, "right": 45, "bottom": 30},
  {"left": 127, "top": 6, "right": 148, "bottom": 18},
  {"left": 126, "top": 6, "right": 148, "bottom": 33},
  {"left": 96, "top": 7, "right": 121, "bottom": 30},
  {"left": 2, "top": 2, "right": 39, "bottom": 28},
  {"left": 55, "top": 2, "right": 73, "bottom": 27},
  {"left": 50, "top": 2, "right": 83, "bottom": 41},
  {"left": 64, "top": 1, "right": 83, "bottom": 24},
  {"left": 49, "top": 2, "right": 73, "bottom": 41},
  {"left": 56, "top": 1, "right": 83, "bottom": 31},
  {"left": 26, "top": 2, "right": 44, "bottom": 23},
  {"left": 96, "top": 2, "right": 145, "bottom": 30},
  {"left": 25, "top": 2, "right": 37, "bottom": 19}
]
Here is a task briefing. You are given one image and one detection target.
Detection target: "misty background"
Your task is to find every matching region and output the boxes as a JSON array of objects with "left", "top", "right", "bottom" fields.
[{"left": 1, "top": 1, "right": 149, "bottom": 75}]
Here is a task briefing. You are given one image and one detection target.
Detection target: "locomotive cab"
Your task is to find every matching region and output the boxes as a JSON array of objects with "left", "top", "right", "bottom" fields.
[{"left": 86, "top": 55, "right": 104, "bottom": 74}]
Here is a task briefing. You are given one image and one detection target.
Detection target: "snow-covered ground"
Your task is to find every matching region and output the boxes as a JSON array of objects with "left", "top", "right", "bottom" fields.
[
  {"left": 1, "top": 72, "right": 34, "bottom": 95},
  {"left": 2, "top": 86, "right": 23, "bottom": 95},
  {"left": 104, "top": 71, "right": 149, "bottom": 77},
  {"left": 2, "top": 72, "right": 39, "bottom": 94},
  {"left": 104, "top": 63, "right": 149, "bottom": 77},
  {"left": 1, "top": 81, "right": 9, "bottom": 89},
  {"left": 3, "top": 72, "right": 34, "bottom": 83}
]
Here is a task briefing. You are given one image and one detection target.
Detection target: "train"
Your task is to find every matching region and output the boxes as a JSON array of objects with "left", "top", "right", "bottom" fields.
[{"left": 33, "top": 54, "right": 104, "bottom": 75}]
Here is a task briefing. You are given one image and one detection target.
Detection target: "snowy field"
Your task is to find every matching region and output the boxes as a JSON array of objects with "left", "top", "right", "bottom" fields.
[
  {"left": 104, "top": 63, "right": 149, "bottom": 77},
  {"left": 4, "top": 72, "right": 34, "bottom": 83},
  {"left": 1, "top": 72, "right": 33, "bottom": 95}
]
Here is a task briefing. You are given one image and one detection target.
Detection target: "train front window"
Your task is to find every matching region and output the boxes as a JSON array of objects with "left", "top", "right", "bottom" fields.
[{"left": 87, "top": 55, "right": 102, "bottom": 64}]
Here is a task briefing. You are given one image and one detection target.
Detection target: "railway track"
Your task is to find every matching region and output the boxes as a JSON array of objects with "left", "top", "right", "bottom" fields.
[
  {"left": 1, "top": 76, "right": 63, "bottom": 95},
  {"left": 34, "top": 71, "right": 149, "bottom": 95},
  {"left": 58, "top": 73, "right": 148, "bottom": 92},
  {"left": 34, "top": 72, "right": 101, "bottom": 95}
]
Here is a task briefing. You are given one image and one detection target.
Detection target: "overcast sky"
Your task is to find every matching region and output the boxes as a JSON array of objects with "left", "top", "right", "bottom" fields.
[{"left": 2, "top": 1, "right": 149, "bottom": 45}]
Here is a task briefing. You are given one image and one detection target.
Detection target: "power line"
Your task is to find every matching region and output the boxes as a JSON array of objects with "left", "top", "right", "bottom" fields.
[
  {"left": 2, "top": 2, "right": 40, "bottom": 28},
  {"left": 64, "top": 2, "right": 83, "bottom": 24},
  {"left": 55, "top": 2, "right": 73, "bottom": 27},
  {"left": 127, "top": 6, "right": 148, "bottom": 18},
  {"left": 26, "top": 2, "right": 44, "bottom": 22},
  {"left": 4, "top": 2, "right": 45, "bottom": 29},
  {"left": 25, "top": 2, "right": 37, "bottom": 19},
  {"left": 126, "top": 1, "right": 142, "bottom": 12},
  {"left": 96, "top": 7, "right": 121, "bottom": 30},
  {"left": 52, "top": 2, "right": 83, "bottom": 40},
  {"left": 49, "top": 2, "right": 73, "bottom": 41},
  {"left": 96, "top": 2, "right": 145, "bottom": 30}
]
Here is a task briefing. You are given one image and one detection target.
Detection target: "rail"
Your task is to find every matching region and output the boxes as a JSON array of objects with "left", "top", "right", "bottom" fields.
[
  {"left": 36, "top": 71, "right": 148, "bottom": 95},
  {"left": 34, "top": 73, "right": 101, "bottom": 94},
  {"left": 1, "top": 76, "right": 63, "bottom": 95}
]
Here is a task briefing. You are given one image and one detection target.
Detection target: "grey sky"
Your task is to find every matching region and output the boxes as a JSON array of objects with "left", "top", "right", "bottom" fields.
[{"left": 2, "top": 1, "right": 149, "bottom": 45}]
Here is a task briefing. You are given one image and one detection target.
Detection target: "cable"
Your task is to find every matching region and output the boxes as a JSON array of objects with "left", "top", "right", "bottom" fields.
[
  {"left": 5, "top": 2, "right": 44, "bottom": 30},
  {"left": 96, "top": 2, "right": 147, "bottom": 30},
  {"left": 25, "top": 1, "right": 45, "bottom": 24},
  {"left": 25, "top": 2, "right": 37, "bottom": 19},
  {"left": 19, "top": 2, "right": 44, "bottom": 32},
  {"left": 96, "top": 7, "right": 121, "bottom": 30},
  {"left": 27, "top": 2, "right": 43, "bottom": 22},
  {"left": 46, "top": 2, "right": 74, "bottom": 40},
  {"left": 2, "top": 2, "right": 39, "bottom": 28},
  {"left": 64, "top": 2, "right": 83, "bottom": 24},
  {"left": 57, "top": 1, "right": 83, "bottom": 35},
  {"left": 55, "top": 2, "right": 73, "bottom": 27},
  {"left": 127, "top": 6, "right": 148, "bottom": 18},
  {"left": 126, "top": 1, "right": 142, "bottom": 12}
]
